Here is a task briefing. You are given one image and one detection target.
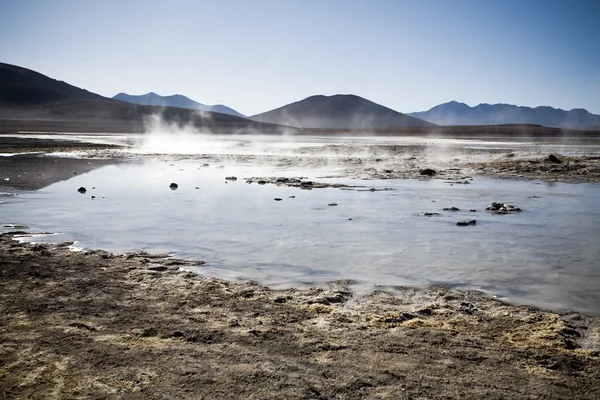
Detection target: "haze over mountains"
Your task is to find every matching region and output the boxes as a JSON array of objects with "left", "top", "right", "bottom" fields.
[
  {"left": 250, "top": 95, "right": 434, "bottom": 129},
  {"left": 1, "top": 62, "right": 599, "bottom": 134},
  {"left": 409, "top": 101, "right": 600, "bottom": 128},
  {"left": 113, "top": 92, "right": 246, "bottom": 118},
  {"left": 0, "top": 62, "right": 281, "bottom": 133}
]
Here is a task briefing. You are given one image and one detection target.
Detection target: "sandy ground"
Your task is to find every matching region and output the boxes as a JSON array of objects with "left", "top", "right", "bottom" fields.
[
  {"left": 2, "top": 133, "right": 600, "bottom": 398},
  {"left": 1, "top": 233, "right": 599, "bottom": 399}
]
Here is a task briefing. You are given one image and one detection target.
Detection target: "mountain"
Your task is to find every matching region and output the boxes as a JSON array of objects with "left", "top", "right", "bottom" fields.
[
  {"left": 0, "top": 62, "right": 105, "bottom": 105},
  {"left": 408, "top": 101, "right": 600, "bottom": 128},
  {"left": 113, "top": 92, "right": 246, "bottom": 118},
  {"left": 0, "top": 62, "right": 283, "bottom": 133},
  {"left": 250, "top": 94, "right": 435, "bottom": 129}
]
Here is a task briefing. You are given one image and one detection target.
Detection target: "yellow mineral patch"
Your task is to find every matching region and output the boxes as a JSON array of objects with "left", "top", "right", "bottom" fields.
[{"left": 504, "top": 313, "right": 570, "bottom": 349}]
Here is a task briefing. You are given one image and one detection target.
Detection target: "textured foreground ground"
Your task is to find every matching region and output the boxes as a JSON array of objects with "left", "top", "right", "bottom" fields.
[{"left": 1, "top": 233, "right": 599, "bottom": 399}]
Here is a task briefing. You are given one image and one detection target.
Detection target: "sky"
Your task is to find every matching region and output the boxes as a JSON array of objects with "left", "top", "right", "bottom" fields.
[{"left": 1, "top": 0, "right": 599, "bottom": 116}]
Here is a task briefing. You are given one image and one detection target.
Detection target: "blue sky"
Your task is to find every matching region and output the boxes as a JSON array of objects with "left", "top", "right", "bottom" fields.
[{"left": 1, "top": 0, "right": 599, "bottom": 115}]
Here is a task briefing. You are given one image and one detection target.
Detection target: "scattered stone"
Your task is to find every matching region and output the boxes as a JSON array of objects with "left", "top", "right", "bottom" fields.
[
  {"left": 328, "top": 203, "right": 338, "bottom": 206},
  {"left": 486, "top": 202, "right": 522, "bottom": 214},
  {"left": 195, "top": 187, "right": 200, "bottom": 189},
  {"left": 257, "top": 180, "right": 267, "bottom": 185},
  {"left": 470, "top": 209, "right": 476, "bottom": 212},
  {"left": 456, "top": 220, "right": 477, "bottom": 226},
  {"left": 423, "top": 212, "right": 441, "bottom": 217},
  {"left": 77, "top": 187, "right": 86, "bottom": 193},
  {"left": 384, "top": 169, "right": 393, "bottom": 173},
  {"left": 225, "top": 176, "right": 237, "bottom": 181},
  {"left": 443, "top": 207, "right": 460, "bottom": 211},
  {"left": 420, "top": 168, "right": 436, "bottom": 176},
  {"left": 169, "top": 183, "right": 178, "bottom": 190},
  {"left": 91, "top": 196, "right": 96, "bottom": 199},
  {"left": 288, "top": 196, "right": 295, "bottom": 199},
  {"left": 546, "top": 154, "right": 562, "bottom": 163},
  {"left": 274, "top": 198, "right": 282, "bottom": 201},
  {"left": 202, "top": 164, "right": 209, "bottom": 167},
  {"left": 301, "top": 181, "right": 313, "bottom": 187}
]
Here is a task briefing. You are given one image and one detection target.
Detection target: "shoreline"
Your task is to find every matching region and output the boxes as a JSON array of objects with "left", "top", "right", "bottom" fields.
[
  {"left": 1, "top": 232, "right": 599, "bottom": 398},
  {"left": 2, "top": 134, "right": 600, "bottom": 397}
]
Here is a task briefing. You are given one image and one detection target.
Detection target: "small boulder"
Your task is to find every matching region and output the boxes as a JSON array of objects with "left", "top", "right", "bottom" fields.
[
  {"left": 169, "top": 183, "right": 178, "bottom": 190},
  {"left": 546, "top": 154, "right": 562, "bottom": 163},
  {"left": 225, "top": 176, "right": 237, "bottom": 181},
  {"left": 456, "top": 220, "right": 477, "bottom": 226},
  {"left": 443, "top": 207, "right": 460, "bottom": 211},
  {"left": 274, "top": 198, "right": 282, "bottom": 201},
  {"left": 420, "top": 168, "right": 436, "bottom": 176},
  {"left": 77, "top": 187, "right": 87, "bottom": 194},
  {"left": 328, "top": 203, "right": 338, "bottom": 206},
  {"left": 486, "top": 202, "right": 522, "bottom": 213}
]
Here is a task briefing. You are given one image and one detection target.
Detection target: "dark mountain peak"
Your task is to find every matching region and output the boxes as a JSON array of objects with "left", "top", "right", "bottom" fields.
[
  {"left": 0, "top": 62, "right": 107, "bottom": 105},
  {"left": 250, "top": 94, "right": 434, "bottom": 129}
]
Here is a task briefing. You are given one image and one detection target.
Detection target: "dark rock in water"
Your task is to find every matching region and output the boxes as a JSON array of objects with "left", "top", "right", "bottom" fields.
[
  {"left": 301, "top": 181, "right": 313, "bottom": 187},
  {"left": 257, "top": 180, "right": 267, "bottom": 185},
  {"left": 195, "top": 187, "right": 200, "bottom": 189},
  {"left": 384, "top": 169, "right": 393, "bottom": 173},
  {"left": 169, "top": 183, "right": 178, "bottom": 190},
  {"left": 274, "top": 198, "right": 282, "bottom": 201},
  {"left": 470, "top": 209, "right": 476, "bottom": 212},
  {"left": 456, "top": 220, "right": 477, "bottom": 226},
  {"left": 546, "top": 154, "right": 562, "bottom": 163},
  {"left": 486, "top": 202, "right": 521, "bottom": 213},
  {"left": 77, "top": 187, "right": 86, "bottom": 193},
  {"left": 423, "top": 212, "right": 441, "bottom": 217},
  {"left": 202, "top": 163, "right": 209, "bottom": 167},
  {"left": 276, "top": 177, "right": 289, "bottom": 183},
  {"left": 328, "top": 203, "right": 338, "bottom": 206},
  {"left": 225, "top": 176, "right": 237, "bottom": 181},
  {"left": 420, "top": 168, "right": 436, "bottom": 176},
  {"left": 288, "top": 196, "right": 295, "bottom": 199},
  {"left": 443, "top": 207, "right": 460, "bottom": 211},
  {"left": 91, "top": 196, "right": 96, "bottom": 199}
]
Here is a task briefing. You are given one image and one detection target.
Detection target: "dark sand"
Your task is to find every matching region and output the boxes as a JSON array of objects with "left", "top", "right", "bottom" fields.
[{"left": 1, "top": 134, "right": 600, "bottom": 398}]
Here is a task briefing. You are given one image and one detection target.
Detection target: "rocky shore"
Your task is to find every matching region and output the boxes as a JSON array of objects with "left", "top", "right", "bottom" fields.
[
  {"left": 2, "top": 133, "right": 600, "bottom": 398},
  {"left": 1, "top": 233, "right": 599, "bottom": 399}
]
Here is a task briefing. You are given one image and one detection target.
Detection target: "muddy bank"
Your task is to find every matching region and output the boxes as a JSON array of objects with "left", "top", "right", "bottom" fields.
[
  {"left": 1, "top": 232, "right": 599, "bottom": 399},
  {"left": 467, "top": 154, "right": 600, "bottom": 183}
]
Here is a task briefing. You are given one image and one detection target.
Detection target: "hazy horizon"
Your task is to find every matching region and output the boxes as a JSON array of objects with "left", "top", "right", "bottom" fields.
[{"left": 1, "top": 0, "right": 599, "bottom": 115}]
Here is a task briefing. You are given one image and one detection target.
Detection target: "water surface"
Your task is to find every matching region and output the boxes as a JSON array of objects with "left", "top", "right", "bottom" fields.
[{"left": 2, "top": 158, "right": 599, "bottom": 314}]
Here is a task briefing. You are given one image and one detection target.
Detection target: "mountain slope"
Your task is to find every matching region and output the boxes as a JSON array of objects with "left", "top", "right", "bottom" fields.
[
  {"left": 0, "top": 62, "right": 283, "bottom": 133},
  {"left": 250, "top": 94, "right": 435, "bottom": 129},
  {"left": 0, "top": 62, "right": 105, "bottom": 105},
  {"left": 113, "top": 92, "right": 246, "bottom": 118},
  {"left": 409, "top": 101, "right": 600, "bottom": 128}
]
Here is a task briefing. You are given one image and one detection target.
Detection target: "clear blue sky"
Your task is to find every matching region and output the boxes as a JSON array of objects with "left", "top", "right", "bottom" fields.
[{"left": 1, "top": 0, "right": 599, "bottom": 115}]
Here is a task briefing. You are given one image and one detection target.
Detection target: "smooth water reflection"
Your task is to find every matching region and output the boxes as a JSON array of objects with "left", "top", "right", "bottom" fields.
[{"left": 2, "top": 159, "right": 600, "bottom": 314}]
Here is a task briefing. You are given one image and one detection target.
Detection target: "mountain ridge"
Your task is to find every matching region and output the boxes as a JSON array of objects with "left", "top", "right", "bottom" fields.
[
  {"left": 113, "top": 92, "right": 246, "bottom": 118},
  {"left": 408, "top": 101, "right": 600, "bottom": 128},
  {"left": 250, "top": 94, "right": 435, "bottom": 129}
]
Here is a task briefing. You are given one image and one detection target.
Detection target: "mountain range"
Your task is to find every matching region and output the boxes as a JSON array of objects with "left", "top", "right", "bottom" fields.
[
  {"left": 1, "top": 62, "right": 599, "bottom": 133},
  {"left": 113, "top": 92, "right": 246, "bottom": 118},
  {"left": 250, "top": 94, "right": 434, "bottom": 129},
  {"left": 408, "top": 101, "right": 600, "bottom": 128},
  {"left": 0, "top": 62, "right": 281, "bottom": 134}
]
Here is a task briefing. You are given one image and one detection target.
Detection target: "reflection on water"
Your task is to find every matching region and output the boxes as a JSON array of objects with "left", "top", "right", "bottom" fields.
[{"left": 2, "top": 159, "right": 600, "bottom": 314}]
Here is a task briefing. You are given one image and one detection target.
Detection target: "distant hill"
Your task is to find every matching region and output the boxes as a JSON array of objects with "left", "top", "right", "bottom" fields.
[
  {"left": 113, "top": 92, "right": 246, "bottom": 118},
  {"left": 250, "top": 94, "right": 435, "bottom": 129},
  {"left": 0, "top": 62, "right": 283, "bottom": 134},
  {"left": 0, "top": 62, "right": 105, "bottom": 105},
  {"left": 408, "top": 101, "right": 600, "bottom": 128}
]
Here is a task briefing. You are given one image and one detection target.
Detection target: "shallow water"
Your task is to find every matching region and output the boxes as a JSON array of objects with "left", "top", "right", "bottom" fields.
[{"left": 2, "top": 157, "right": 600, "bottom": 314}]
